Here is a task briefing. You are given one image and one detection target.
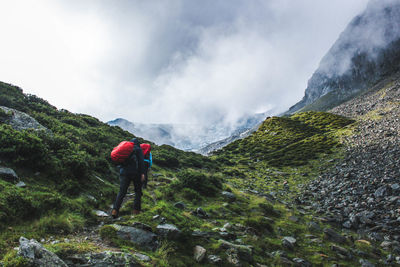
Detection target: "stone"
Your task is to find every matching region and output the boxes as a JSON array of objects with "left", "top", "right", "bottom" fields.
[
  {"left": 0, "top": 167, "right": 18, "bottom": 182},
  {"left": 219, "top": 240, "right": 252, "bottom": 262},
  {"left": 18, "top": 236, "right": 68, "bottom": 266},
  {"left": 112, "top": 224, "right": 158, "bottom": 251},
  {"left": 323, "top": 228, "right": 347, "bottom": 244},
  {"left": 174, "top": 201, "right": 186, "bottom": 210},
  {"left": 222, "top": 191, "right": 236, "bottom": 202},
  {"left": 133, "top": 252, "right": 151, "bottom": 262},
  {"left": 292, "top": 257, "right": 312, "bottom": 267},
  {"left": 331, "top": 245, "right": 352, "bottom": 259},
  {"left": 207, "top": 254, "right": 222, "bottom": 264},
  {"left": 359, "top": 259, "right": 375, "bottom": 267},
  {"left": 68, "top": 251, "right": 139, "bottom": 266},
  {"left": 374, "top": 186, "right": 387, "bottom": 198},
  {"left": 156, "top": 224, "right": 181, "bottom": 239},
  {"left": 0, "top": 106, "right": 50, "bottom": 133},
  {"left": 289, "top": 216, "right": 299, "bottom": 223},
  {"left": 308, "top": 221, "right": 321, "bottom": 232},
  {"left": 15, "top": 181, "right": 26, "bottom": 188},
  {"left": 391, "top": 183, "right": 400, "bottom": 191},
  {"left": 94, "top": 210, "right": 109, "bottom": 217},
  {"left": 193, "top": 245, "right": 206, "bottom": 262},
  {"left": 194, "top": 207, "right": 208, "bottom": 218},
  {"left": 282, "top": 236, "right": 297, "bottom": 250}
]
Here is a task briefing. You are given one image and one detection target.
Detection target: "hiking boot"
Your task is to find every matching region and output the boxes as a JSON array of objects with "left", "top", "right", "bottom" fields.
[
  {"left": 133, "top": 210, "right": 141, "bottom": 215},
  {"left": 111, "top": 209, "right": 119, "bottom": 219}
]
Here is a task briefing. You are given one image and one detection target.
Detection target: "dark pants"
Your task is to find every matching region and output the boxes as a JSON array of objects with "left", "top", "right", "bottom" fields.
[{"left": 113, "top": 172, "right": 142, "bottom": 212}]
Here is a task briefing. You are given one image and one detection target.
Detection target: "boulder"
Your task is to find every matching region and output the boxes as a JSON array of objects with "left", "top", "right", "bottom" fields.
[
  {"left": 193, "top": 245, "right": 206, "bottom": 262},
  {"left": 112, "top": 224, "right": 158, "bottom": 251},
  {"left": 323, "top": 228, "right": 347, "bottom": 244},
  {"left": 0, "top": 167, "right": 18, "bottom": 182},
  {"left": 18, "top": 236, "right": 68, "bottom": 267},
  {"left": 156, "top": 224, "right": 181, "bottom": 239},
  {"left": 222, "top": 191, "right": 236, "bottom": 202},
  {"left": 0, "top": 106, "right": 50, "bottom": 132},
  {"left": 174, "top": 202, "right": 186, "bottom": 210},
  {"left": 16, "top": 181, "right": 26, "bottom": 188},
  {"left": 282, "top": 236, "right": 297, "bottom": 250}
]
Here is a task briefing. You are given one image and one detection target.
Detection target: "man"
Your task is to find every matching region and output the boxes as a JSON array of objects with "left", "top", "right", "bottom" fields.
[{"left": 111, "top": 138, "right": 145, "bottom": 218}]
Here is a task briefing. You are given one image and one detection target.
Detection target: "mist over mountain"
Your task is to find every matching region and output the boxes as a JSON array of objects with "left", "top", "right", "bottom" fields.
[
  {"left": 287, "top": 0, "right": 400, "bottom": 113},
  {"left": 108, "top": 111, "right": 269, "bottom": 151}
]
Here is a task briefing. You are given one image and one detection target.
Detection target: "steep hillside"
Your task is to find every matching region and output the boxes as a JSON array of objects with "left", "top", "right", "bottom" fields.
[
  {"left": 287, "top": 0, "right": 400, "bottom": 114},
  {"left": 1, "top": 80, "right": 399, "bottom": 266}
]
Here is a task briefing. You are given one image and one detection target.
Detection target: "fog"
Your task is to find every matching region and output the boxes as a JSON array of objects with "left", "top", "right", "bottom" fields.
[{"left": 0, "top": 0, "right": 368, "bottom": 129}]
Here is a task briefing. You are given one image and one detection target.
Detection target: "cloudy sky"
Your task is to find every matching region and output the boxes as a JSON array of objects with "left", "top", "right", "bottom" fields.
[{"left": 0, "top": 0, "right": 368, "bottom": 127}]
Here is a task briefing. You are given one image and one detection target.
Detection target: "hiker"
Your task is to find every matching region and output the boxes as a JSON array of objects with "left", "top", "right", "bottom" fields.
[
  {"left": 111, "top": 138, "right": 145, "bottom": 218},
  {"left": 140, "top": 143, "right": 152, "bottom": 189}
]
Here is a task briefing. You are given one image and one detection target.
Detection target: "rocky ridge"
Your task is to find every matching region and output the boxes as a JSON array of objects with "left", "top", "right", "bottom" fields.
[{"left": 300, "top": 74, "right": 400, "bottom": 250}]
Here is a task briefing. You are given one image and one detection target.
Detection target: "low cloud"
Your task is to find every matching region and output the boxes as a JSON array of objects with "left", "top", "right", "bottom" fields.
[{"left": 0, "top": 0, "right": 368, "bottom": 129}]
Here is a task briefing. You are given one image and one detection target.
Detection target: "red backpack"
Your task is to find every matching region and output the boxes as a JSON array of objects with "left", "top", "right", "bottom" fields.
[
  {"left": 140, "top": 143, "right": 151, "bottom": 157},
  {"left": 111, "top": 141, "right": 135, "bottom": 163}
]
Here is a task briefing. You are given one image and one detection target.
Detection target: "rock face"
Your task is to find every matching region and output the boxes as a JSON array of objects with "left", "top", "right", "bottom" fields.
[
  {"left": 0, "top": 106, "right": 49, "bottom": 132},
  {"left": 18, "top": 236, "right": 68, "bottom": 267},
  {"left": 287, "top": 1, "right": 400, "bottom": 114}
]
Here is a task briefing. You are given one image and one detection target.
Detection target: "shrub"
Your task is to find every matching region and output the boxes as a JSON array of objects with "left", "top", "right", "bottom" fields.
[
  {"left": 175, "top": 170, "right": 222, "bottom": 197},
  {"left": 34, "top": 212, "right": 84, "bottom": 235}
]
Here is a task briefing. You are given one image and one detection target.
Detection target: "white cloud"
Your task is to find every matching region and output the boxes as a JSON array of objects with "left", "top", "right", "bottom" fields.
[{"left": 0, "top": 0, "right": 369, "bottom": 128}]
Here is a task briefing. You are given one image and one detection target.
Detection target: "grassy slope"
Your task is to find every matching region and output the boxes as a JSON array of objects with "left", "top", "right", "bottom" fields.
[{"left": 0, "top": 82, "right": 388, "bottom": 266}]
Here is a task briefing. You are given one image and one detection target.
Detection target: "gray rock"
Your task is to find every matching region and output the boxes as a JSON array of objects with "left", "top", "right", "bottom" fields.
[
  {"left": 374, "top": 185, "right": 387, "bottom": 198},
  {"left": 323, "top": 228, "right": 347, "bottom": 244},
  {"left": 94, "top": 210, "right": 108, "bottom": 217},
  {"left": 156, "top": 224, "right": 181, "bottom": 239},
  {"left": 68, "top": 251, "right": 139, "bottom": 266},
  {"left": 133, "top": 252, "right": 151, "bottom": 262},
  {"left": 0, "top": 167, "right": 18, "bottom": 182},
  {"left": 18, "top": 236, "right": 68, "bottom": 267},
  {"left": 15, "top": 181, "right": 26, "bottom": 188},
  {"left": 0, "top": 106, "right": 50, "bottom": 132},
  {"left": 174, "top": 202, "right": 186, "bottom": 210},
  {"left": 331, "top": 245, "right": 352, "bottom": 259},
  {"left": 193, "top": 207, "right": 209, "bottom": 218},
  {"left": 359, "top": 259, "right": 375, "bottom": 267},
  {"left": 193, "top": 245, "right": 206, "bottom": 262},
  {"left": 207, "top": 254, "right": 222, "bottom": 264},
  {"left": 292, "top": 257, "right": 312, "bottom": 267},
  {"left": 222, "top": 191, "right": 236, "bottom": 202},
  {"left": 226, "top": 248, "right": 240, "bottom": 266},
  {"left": 282, "top": 236, "right": 297, "bottom": 250},
  {"left": 391, "top": 183, "right": 400, "bottom": 191},
  {"left": 112, "top": 224, "right": 158, "bottom": 251}
]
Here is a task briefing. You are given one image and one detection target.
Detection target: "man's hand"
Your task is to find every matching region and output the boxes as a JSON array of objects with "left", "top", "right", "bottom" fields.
[{"left": 141, "top": 174, "right": 145, "bottom": 183}]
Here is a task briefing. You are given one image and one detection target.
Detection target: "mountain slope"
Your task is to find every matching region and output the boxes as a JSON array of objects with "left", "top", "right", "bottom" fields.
[
  {"left": 1, "top": 80, "right": 399, "bottom": 266},
  {"left": 287, "top": 0, "right": 400, "bottom": 114}
]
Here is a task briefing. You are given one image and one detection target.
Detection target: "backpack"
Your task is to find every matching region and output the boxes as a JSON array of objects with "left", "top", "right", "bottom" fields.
[
  {"left": 140, "top": 143, "right": 151, "bottom": 157},
  {"left": 111, "top": 141, "right": 135, "bottom": 164}
]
